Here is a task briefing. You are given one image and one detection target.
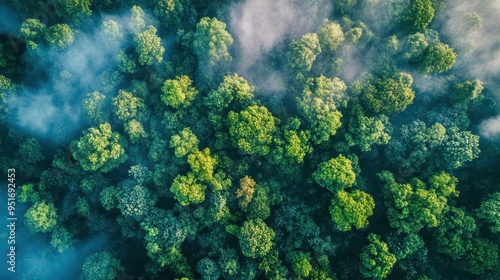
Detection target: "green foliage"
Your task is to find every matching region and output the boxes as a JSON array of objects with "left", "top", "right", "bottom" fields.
[
  {"left": 419, "top": 43, "right": 456, "bottom": 74},
  {"left": 288, "top": 251, "right": 313, "bottom": 277},
  {"left": 283, "top": 123, "right": 313, "bottom": 164},
  {"left": 44, "top": 24, "right": 74, "bottom": 51},
  {"left": 449, "top": 79, "right": 483, "bottom": 104},
  {"left": 404, "top": 0, "right": 434, "bottom": 30},
  {"left": 287, "top": 33, "right": 322, "bottom": 81},
  {"left": 345, "top": 107, "right": 392, "bottom": 152},
  {"left": 171, "top": 173, "right": 207, "bottom": 206},
  {"left": 19, "top": 18, "right": 47, "bottom": 51},
  {"left": 188, "top": 148, "right": 217, "bottom": 182},
  {"left": 433, "top": 206, "right": 476, "bottom": 260},
  {"left": 55, "top": 0, "right": 92, "bottom": 24},
  {"left": 379, "top": 171, "right": 456, "bottom": 233},
  {"left": 459, "top": 238, "right": 499, "bottom": 275},
  {"left": 18, "top": 137, "right": 45, "bottom": 164},
  {"left": 83, "top": 91, "right": 109, "bottom": 126},
  {"left": 134, "top": 25, "right": 165, "bottom": 66},
  {"left": 228, "top": 105, "right": 277, "bottom": 156},
  {"left": 153, "top": 0, "right": 197, "bottom": 28},
  {"left": 124, "top": 119, "right": 147, "bottom": 143},
  {"left": 118, "top": 182, "right": 157, "bottom": 220},
  {"left": 50, "top": 226, "right": 75, "bottom": 253},
  {"left": 204, "top": 73, "right": 255, "bottom": 116},
  {"left": 356, "top": 73, "right": 415, "bottom": 115},
  {"left": 297, "top": 76, "right": 345, "bottom": 144},
  {"left": 318, "top": 20, "right": 345, "bottom": 53},
  {"left": 24, "top": 201, "right": 58, "bottom": 234},
  {"left": 238, "top": 219, "right": 275, "bottom": 259},
  {"left": 99, "top": 186, "right": 119, "bottom": 211},
  {"left": 81, "top": 252, "right": 123, "bottom": 280},
  {"left": 360, "top": 234, "right": 397, "bottom": 279},
  {"left": 112, "top": 90, "right": 145, "bottom": 122},
  {"left": 313, "top": 154, "right": 356, "bottom": 193},
  {"left": 329, "top": 189, "right": 375, "bottom": 231},
  {"left": 70, "top": 123, "right": 128, "bottom": 172},
  {"left": 170, "top": 128, "right": 199, "bottom": 158},
  {"left": 236, "top": 176, "right": 256, "bottom": 211},
  {"left": 476, "top": 192, "right": 500, "bottom": 234},
  {"left": 161, "top": 75, "right": 198, "bottom": 109},
  {"left": 193, "top": 17, "right": 234, "bottom": 66},
  {"left": 196, "top": 258, "right": 221, "bottom": 280},
  {"left": 441, "top": 127, "right": 480, "bottom": 170}
]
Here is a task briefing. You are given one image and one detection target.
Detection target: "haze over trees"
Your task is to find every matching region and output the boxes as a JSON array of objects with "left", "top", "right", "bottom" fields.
[{"left": 1, "top": 0, "right": 500, "bottom": 279}]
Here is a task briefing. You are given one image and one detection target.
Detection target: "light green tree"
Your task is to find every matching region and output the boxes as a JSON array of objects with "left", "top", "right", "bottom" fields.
[
  {"left": 227, "top": 105, "right": 277, "bottom": 156},
  {"left": 24, "top": 201, "right": 58, "bottom": 234},
  {"left": 134, "top": 25, "right": 165, "bottom": 66},
  {"left": 329, "top": 189, "right": 375, "bottom": 231},
  {"left": 238, "top": 219, "right": 275, "bottom": 259},
  {"left": 161, "top": 75, "right": 198, "bottom": 109},
  {"left": 70, "top": 123, "right": 128, "bottom": 172},
  {"left": 360, "top": 233, "right": 397, "bottom": 279},
  {"left": 193, "top": 17, "right": 234, "bottom": 66}
]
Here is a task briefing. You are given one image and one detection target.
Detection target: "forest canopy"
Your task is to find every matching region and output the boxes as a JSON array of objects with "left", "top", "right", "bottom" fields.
[{"left": 1, "top": 0, "right": 500, "bottom": 279}]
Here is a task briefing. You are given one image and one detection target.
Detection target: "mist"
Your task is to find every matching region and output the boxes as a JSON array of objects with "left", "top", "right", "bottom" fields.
[{"left": 229, "top": 0, "right": 332, "bottom": 93}]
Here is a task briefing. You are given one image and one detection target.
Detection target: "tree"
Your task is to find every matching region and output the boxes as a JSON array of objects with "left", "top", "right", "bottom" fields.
[
  {"left": 83, "top": 91, "right": 109, "bottom": 126},
  {"left": 19, "top": 18, "right": 47, "bottom": 51},
  {"left": 227, "top": 105, "right": 277, "bottom": 156},
  {"left": 329, "top": 189, "right": 375, "bottom": 231},
  {"left": 193, "top": 17, "right": 234, "bottom": 66},
  {"left": 360, "top": 234, "right": 397, "bottom": 279},
  {"left": 44, "top": 24, "right": 74, "bottom": 51},
  {"left": 24, "top": 201, "right": 58, "bottom": 234},
  {"left": 476, "top": 192, "right": 500, "bottom": 234},
  {"left": 378, "top": 171, "right": 456, "bottom": 233},
  {"left": 170, "top": 128, "right": 199, "bottom": 158},
  {"left": 419, "top": 43, "right": 456, "bottom": 74},
  {"left": 153, "top": 0, "right": 197, "bottom": 28},
  {"left": 345, "top": 106, "right": 392, "bottom": 152},
  {"left": 70, "top": 123, "right": 128, "bottom": 172},
  {"left": 287, "top": 251, "right": 313, "bottom": 278},
  {"left": 100, "top": 19, "right": 123, "bottom": 50},
  {"left": 118, "top": 182, "right": 157, "bottom": 221},
  {"left": 124, "top": 119, "right": 147, "bottom": 144},
  {"left": 129, "top": 5, "right": 147, "bottom": 34},
  {"left": 161, "top": 75, "right": 198, "bottom": 109},
  {"left": 283, "top": 126, "right": 313, "bottom": 164},
  {"left": 204, "top": 74, "right": 255, "bottom": 126},
  {"left": 287, "top": 33, "right": 321, "bottom": 81},
  {"left": 238, "top": 219, "right": 275, "bottom": 259},
  {"left": 449, "top": 79, "right": 483, "bottom": 104},
  {"left": 188, "top": 148, "right": 217, "bottom": 182},
  {"left": 296, "top": 76, "right": 345, "bottom": 144},
  {"left": 134, "top": 25, "right": 165, "bottom": 66},
  {"left": 81, "top": 252, "right": 123, "bottom": 280},
  {"left": 440, "top": 127, "right": 480, "bottom": 170},
  {"left": 170, "top": 173, "right": 206, "bottom": 206},
  {"left": 236, "top": 176, "right": 256, "bottom": 211},
  {"left": 313, "top": 154, "right": 356, "bottom": 193},
  {"left": 400, "top": 32, "right": 429, "bottom": 62},
  {"left": 356, "top": 73, "right": 415, "bottom": 115},
  {"left": 18, "top": 137, "right": 45, "bottom": 164},
  {"left": 404, "top": 0, "right": 434, "bottom": 30},
  {"left": 50, "top": 226, "right": 75, "bottom": 253},
  {"left": 433, "top": 206, "right": 476, "bottom": 260},
  {"left": 459, "top": 238, "right": 499, "bottom": 275},
  {"left": 318, "top": 20, "right": 345, "bottom": 53},
  {"left": 55, "top": 0, "right": 92, "bottom": 24},
  {"left": 140, "top": 209, "right": 188, "bottom": 267},
  {"left": 112, "top": 90, "right": 144, "bottom": 122},
  {"left": 197, "top": 258, "right": 221, "bottom": 280}
]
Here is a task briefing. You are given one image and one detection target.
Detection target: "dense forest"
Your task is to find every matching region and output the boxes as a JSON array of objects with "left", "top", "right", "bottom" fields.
[{"left": 1, "top": 0, "right": 500, "bottom": 279}]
